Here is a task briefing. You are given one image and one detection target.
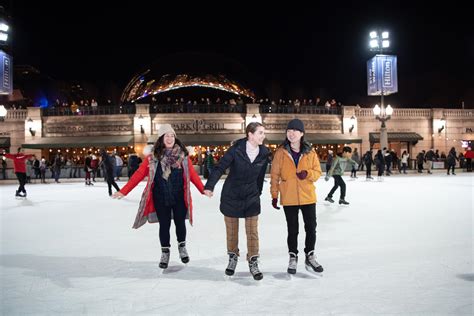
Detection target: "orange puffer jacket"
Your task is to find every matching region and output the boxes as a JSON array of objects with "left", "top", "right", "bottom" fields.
[{"left": 270, "top": 144, "right": 322, "bottom": 206}]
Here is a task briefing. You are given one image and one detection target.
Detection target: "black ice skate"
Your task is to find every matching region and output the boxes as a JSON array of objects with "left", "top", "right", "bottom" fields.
[
  {"left": 159, "top": 247, "right": 170, "bottom": 269},
  {"left": 305, "top": 251, "right": 323, "bottom": 273},
  {"left": 248, "top": 256, "right": 263, "bottom": 280},
  {"left": 339, "top": 199, "right": 349, "bottom": 205},
  {"left": 325, "top": 196, "right": 334, "bottom": 203},
  {"left": 287, "top": 252, "right": 298, "bottom": 274},
  {"left": 178, "top": 241, "right": 189, "bottom": 263},
  {"left": 225, "top": 252, "right": 238, "bottom": 276}
]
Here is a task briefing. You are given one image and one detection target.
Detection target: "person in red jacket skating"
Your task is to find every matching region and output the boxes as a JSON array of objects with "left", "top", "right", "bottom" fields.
[
  {"left": 2, "top": 147, "right": 34, "bottom": 197},
  {"left": 112, "top": 124, "right": 212, "bottom": 269}
]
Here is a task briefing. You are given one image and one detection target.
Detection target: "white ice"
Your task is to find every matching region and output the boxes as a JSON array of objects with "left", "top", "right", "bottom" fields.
[{"left": 1, "top": 173, "right": 473, "bottom": 315}]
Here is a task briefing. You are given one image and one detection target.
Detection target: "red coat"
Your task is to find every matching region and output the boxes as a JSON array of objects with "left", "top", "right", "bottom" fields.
[
  {"left": 464, "top": 150, "right": 474, "bottom": 159},
  {"left": 4, "top": 153, "right": 33, "bottom": 173},
  {"left": 120, "top": 155, "right": 204, "bottom": 229}
]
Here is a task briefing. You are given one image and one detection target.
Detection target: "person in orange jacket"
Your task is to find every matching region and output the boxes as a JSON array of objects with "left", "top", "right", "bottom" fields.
[
  {"left": 2, "top": 147, "right": 34, "bottom": 197},
  {"left": 112, "top": 124, "right": 211, "bottom": 269},
  {"left": 270, "top": 119, "right": 323, "bottom": 275}
]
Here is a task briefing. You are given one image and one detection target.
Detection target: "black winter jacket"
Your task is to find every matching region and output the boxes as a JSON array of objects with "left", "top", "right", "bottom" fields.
[{"left": 204, "top": 138, "right": 270, "bottom": 218}]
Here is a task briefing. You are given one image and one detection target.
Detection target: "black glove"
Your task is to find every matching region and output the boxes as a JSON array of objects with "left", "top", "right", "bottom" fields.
[
  {"left": 296, "top": 170, "right": 308, "bottom": 180},
  {"left": 272, "top": 198, "right": 281, "bottom": 210}
]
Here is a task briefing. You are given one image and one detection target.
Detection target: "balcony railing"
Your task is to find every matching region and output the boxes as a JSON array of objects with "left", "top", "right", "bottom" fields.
[
  {"left": 149, "top": 103, "right": 246, "bottom": 114},
  {"left": 259, "top": 104, "right": 342, "bottom": 115},
  {"left": 4, "top": 109, "right": 28, "bottom": 120},
  {"left": 42, "top": 105, "right": 136, "bottom": 116}
]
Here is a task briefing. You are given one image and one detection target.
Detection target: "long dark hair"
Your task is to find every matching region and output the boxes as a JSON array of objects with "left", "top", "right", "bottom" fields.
[{"left": 153, "top": 135, "right": 189, "bottom": 160}]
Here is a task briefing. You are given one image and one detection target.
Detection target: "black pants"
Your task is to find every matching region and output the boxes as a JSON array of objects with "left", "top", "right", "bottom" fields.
[
  {"left": 283, "top": 203, "right": 317, "bottom": 255},
  {"left": 155, "top": 198, "right": 187, "bottom": 247},
  {"left": 350, "top": 166, "right": 357, "bottom": 177},
  {"left": 365, "top": 163, "right": 372, "bottom": 177},
  {"left": 327, "top": 175, "right": 346, "bottom": 199},
  {"left": 377, "top": 164, "right": 384, "bottom": 176},
  {"left": 447, "top": 164, "right": 455, "bottom": 174},
  {"left": 106, "top": 177, "right": 120, "bottom": 195},
  {"left": 467, "top": 158, "right": 472, "bottom": 172},
  {"left": 15, "top": 172, "right": 27, "bottom": 193}
]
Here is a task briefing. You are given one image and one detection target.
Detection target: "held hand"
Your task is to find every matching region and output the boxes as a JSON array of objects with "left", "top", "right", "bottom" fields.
[
  {"left": 112, "top": 192, "right": 125, "bottom": 199},
  {"left": 324, "top": 175, "right": 330, "bottom": 182},
  {"left": 296, "top": 170, "right": 308, "bottom": 180},
  {"left": 272, "top": 198, "right": 281, "bottom": 210},
  {"left": 203, "top": 190, "right": 213, "bottom": 198}
]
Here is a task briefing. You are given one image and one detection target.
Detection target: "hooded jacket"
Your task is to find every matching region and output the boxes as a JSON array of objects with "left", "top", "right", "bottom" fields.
[{"left": 270, "top": 141, "right": 322, "bottom": 206}]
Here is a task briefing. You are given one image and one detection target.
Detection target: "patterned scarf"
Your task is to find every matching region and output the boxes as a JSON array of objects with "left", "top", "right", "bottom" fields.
[{"left": 160, "top": 144, "right": 185, "bottom": 180}]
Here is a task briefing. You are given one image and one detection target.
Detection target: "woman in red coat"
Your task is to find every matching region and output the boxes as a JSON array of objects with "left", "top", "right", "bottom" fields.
[{"left": 113, "top": 124, "right": 211, "bottom": 269}]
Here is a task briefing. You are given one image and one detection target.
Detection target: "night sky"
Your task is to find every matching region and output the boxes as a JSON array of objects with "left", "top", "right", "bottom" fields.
[{"left": 4, "top": 1, "right": 474, "bottom": 107}]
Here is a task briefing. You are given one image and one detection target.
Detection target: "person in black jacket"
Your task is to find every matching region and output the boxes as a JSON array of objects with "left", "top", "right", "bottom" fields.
[
  {"left": 446, "top": 147, "right": 458, "bottom": 175},
  {"left": 84, "top": 152, "right": 94, "bottom": 186},
  {"left": 374, "top": 149, "right": 385, "bottom": 180},
  {"left": 204, "top": 122, "right": 270, "bottom": 281},
  {"left": 100, "top": 149, "right": 120, "bottom": 196},
  {"left": 363, "top": 150, "right": 374, "bottom": 180}
]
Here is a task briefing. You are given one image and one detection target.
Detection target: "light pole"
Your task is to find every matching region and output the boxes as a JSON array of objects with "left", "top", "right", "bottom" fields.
[
  {"left": 369, "top": 30, "right": 392, "bottom": 150},
  {"left": 373, "top": 103, "right": 393, "bottom": 150}
]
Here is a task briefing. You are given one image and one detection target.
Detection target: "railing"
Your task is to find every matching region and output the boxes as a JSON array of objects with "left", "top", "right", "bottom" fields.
[
  {"left": 149, "top": 103, "right": 246, "bottom": 114},
  {"left": 42, "top": 105, "right": 136, "bottom": 116},
  {"left": 4, "top": 109, "right": 28, "bottom": 120},
  {"left": 444, "top": 109, "right": 473, "bottom": 117},
  {"left": 356, "top": 108, "right": 432, "bottom": 118},
  {"left": 259, "top": 104, "right": 342, "bottom": 115}
]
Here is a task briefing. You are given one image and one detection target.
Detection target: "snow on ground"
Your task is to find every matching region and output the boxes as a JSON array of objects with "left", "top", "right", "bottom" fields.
[{"left": 1, "top": 173, "right": 473, "bottom": 315}]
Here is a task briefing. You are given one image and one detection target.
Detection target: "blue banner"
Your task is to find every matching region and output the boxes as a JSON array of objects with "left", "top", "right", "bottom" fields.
[
  {"left": 367, "top": 54, "right": 398, "bottom": 96},
  {"left": 0, "top": 50, "right": 12, "bottom": 95}
]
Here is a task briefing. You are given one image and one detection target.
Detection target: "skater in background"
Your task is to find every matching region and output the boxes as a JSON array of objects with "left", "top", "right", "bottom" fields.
[
  {"left": 416, "top": 150, "right": 425, "bottom": 173},
  {"left": 363, "top": 150, "right": 374, "bottom": 180},
  {"left": 2, "top": 148, "right": 33, "bottom": 197},
  {"left": 324, "top": 146, "right": 358, "bottom": 205},
  {"left": 84, "top": 152, "right": 94, "bottom": 186},
  {"left": 39, "top": 156, "right": 47, "bottom": 183},
  {"left": 113, "top": 124, "right": 210, "bottom": 269},
  {"left": 350, "top": 148, "right": 360, "bottom": 178},
  {"left": 270, "top": 119, "right": 323, "bottom": 275},
  {"left": 204, "top": 122, "right": 269, "bottom": 280},
  {"left": 1, "top": 156, "right": 7, "bottom": 180},
  {"left": 375, "top": 149, "right": 385, "bottom": 180},
  {"left": 446, "top": 147, "right": 458, "bottom": 175},
  {"left": 100, "top": 149, "right": 121, "bottom": 196},
  {"left": 400, "top": 150, "right": 409, "bottom": 174}
]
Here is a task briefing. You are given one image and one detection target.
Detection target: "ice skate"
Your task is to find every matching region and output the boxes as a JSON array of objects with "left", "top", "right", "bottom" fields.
[
  {"left": 287, "top": 252, "right": 298, "bottom": 274},
  {"left": 305, "top": 251, "right": 323, "bottom": 273},
  {"left": 159, "top": 247, "right": 170, "bottom": 269},
  {"left": 248, "top": 256, "right": 263, "bottom": 281},
  {"left": 178, "top": 241, "right": 189, "bottom": 264},
  {"left": 225, "top": 252, "right": 238, "bottom": 276}
]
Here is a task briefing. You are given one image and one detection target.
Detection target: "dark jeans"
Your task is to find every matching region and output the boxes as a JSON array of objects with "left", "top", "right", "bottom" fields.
[
  {"left": 283, "top": 203, "right": 317, "bottom": 255},
  {"left": 106, "top": 177, "right": 120, "bottom": 195},
  {"left": 365, "top": 163, "right": 372, "bottom": 177},
  {"left": 327, "top": 175, "right": 346, "bottom": 199},
  {"left": 467, "top": 158, "right": 472, "bottom": 172},
  {"left": 377, "top": 164, "right": 384, "bottom": 176},
  {"left": 447, "top": 164, "right": 455, "bottom": 174},
  {"left": 155, "top": 198, "right": 187, "bottom": 247},
  {"left": 350, "top": 166, "right": 357, "bottom": 177},
  {"left": 401, "top": 163, "right": 408, "bottom": 173},
  {"left": 15, "top": 172, "right": 27, "bottom": 193}
]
